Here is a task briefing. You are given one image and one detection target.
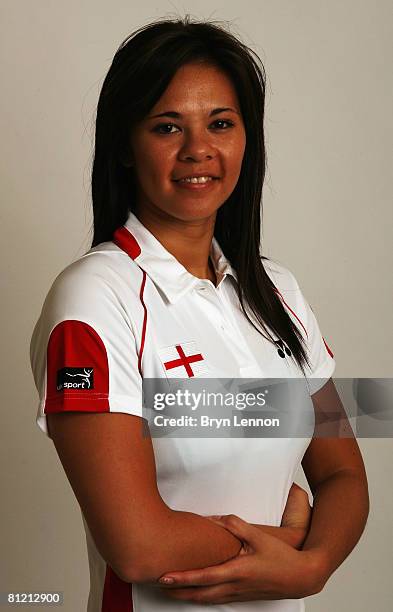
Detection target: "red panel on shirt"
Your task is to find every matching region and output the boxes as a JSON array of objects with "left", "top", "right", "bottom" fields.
[
  {"left": 113, "top": 226, "right": 141, "bottom": 260},
  {"left": 101, "top": 565, "right": 133, "bottom": 611},
  {"left": 44, "top": 320, "right": 110, "bottom": 413}
]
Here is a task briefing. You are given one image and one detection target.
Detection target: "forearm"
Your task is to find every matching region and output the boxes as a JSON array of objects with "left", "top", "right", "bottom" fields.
[
  {"left": 127, "top": 506, "right": 242, "bottom": 583},
  {"left": 251, "top": 524, "right": 306, "bottom": 550},
  {"left": 302, "top": 470, "right": 369, "bottom": 585}
]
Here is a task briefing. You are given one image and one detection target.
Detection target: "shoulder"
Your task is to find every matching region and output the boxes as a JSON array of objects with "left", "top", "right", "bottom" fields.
[
  {"left": 38, "top": 241, "right": 144, "bottom": 329},
  {"left": 261, "top": 257, "right": 311, "bottom": 333},
  {"left": 262, "top": 257, "right": 301, "bottom": 293}
]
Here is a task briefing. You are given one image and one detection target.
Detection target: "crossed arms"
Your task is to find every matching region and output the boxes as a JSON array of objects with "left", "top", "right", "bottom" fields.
[{"left": 47, "top": 378, "right": 369, "bottom": 602}]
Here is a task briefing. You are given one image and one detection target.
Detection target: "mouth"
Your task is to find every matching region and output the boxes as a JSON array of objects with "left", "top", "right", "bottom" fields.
[
  {"left": 172, "top": 176, "right": 220, "bottom": 191},
  {"left": 173, "top": 177, "right": 220, "bottom": 184}
]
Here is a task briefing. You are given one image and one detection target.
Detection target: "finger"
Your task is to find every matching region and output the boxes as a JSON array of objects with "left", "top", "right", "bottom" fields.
[
  {"left": 158, "top": 557, "right": 242, "bottom": 587},
  {"left": 290, "top": 482, "right": 303, "bottom": 491},
  {"left": 159, "top": 582, "right": 239, "bottom": 604},
  {"left": 281, "top": 483, "right": 312, "bottom": 529},
  {"left": 211, "top": 514, "right": 265, "bottom": 549}
]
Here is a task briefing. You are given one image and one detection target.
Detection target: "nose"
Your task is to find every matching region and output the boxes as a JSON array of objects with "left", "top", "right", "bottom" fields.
[{"left": 178, "top": 128, "right": 216, "bottom": 162}]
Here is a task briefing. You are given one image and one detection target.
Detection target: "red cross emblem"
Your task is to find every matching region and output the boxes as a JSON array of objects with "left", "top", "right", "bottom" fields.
[
  {"left": 163, "top": 344, "right": 204, "bottom": 378},
  {"left": 158, "top": 341, "right": 209, "bottom": 378}
]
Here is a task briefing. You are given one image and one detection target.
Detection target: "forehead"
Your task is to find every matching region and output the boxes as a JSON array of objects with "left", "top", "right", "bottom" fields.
[{"left": 152, "top": 63, "right": 240, "bottom": 111}]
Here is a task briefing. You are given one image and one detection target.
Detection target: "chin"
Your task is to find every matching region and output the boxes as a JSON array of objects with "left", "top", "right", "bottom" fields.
[{"left": 166, "top": 203, "right": 220, "bottom": 222}]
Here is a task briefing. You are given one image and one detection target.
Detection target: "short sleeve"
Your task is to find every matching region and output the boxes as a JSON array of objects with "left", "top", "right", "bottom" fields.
[
  {"left": 264, "top": 260, "right": 336, "bottom": 395},
  {"left": 296, "top": 287, "right": 336, "bottom": 394},
  {"left": 29, "top": 267, "right": 143, "bottom": 438}
]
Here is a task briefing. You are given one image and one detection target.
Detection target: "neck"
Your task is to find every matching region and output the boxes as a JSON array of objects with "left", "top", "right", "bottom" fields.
[{"left": 134, "top": 204, "right": 217, "bottom": 285}]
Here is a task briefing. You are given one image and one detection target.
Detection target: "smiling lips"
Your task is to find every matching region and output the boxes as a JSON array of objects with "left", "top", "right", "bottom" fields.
[
  {"left": 173, "top": 176, "right": 220, "bottom": 190},
  {"left": 178, "top": 176, "right": 217, "bottom": 183},
  {"left": 173, "top": 172, "right": 220, "bottom": 182}
]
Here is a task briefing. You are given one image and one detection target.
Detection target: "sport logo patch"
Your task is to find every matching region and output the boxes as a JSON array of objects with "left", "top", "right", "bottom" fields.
[{"left": 57, "top": 367, "right": 94, "bottom": 391}]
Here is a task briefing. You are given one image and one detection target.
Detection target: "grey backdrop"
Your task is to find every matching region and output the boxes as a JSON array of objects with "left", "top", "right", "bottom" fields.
[{"left": 1, "top": 1, "right": 392, "bottom": 610}]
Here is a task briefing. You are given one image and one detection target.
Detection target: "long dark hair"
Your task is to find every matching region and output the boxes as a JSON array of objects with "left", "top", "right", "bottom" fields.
[{"left": 90, "top": 15, "right": 311, "bottom": 374}]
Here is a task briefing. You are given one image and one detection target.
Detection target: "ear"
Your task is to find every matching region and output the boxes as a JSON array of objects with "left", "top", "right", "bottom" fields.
[
  {"left": 118, "top": 144, "right": 134, "bottom": 168},
  {"left": 119, "top": 153, "right": 134, "bottom": 168}
]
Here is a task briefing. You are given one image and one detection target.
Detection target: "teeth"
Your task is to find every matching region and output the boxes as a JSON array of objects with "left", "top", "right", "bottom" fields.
[{"left": 180, "top": 176, "right": 213, "bottom": 183}]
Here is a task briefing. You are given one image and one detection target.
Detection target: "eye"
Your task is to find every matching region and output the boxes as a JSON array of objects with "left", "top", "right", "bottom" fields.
[
  {"left": 152, "top": 119, "right": 235, "bottom": 135},
  {"left": 153, "top": 123, "right": 180, "bottom": 134},
  {"left": 211, "top": 119, "right": 235, "bottom": 130}
]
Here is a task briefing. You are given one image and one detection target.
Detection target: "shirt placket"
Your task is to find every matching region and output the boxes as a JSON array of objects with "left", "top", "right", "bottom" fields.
[{"left": 194, "top": 280, "right": 262, "bottom": 374}]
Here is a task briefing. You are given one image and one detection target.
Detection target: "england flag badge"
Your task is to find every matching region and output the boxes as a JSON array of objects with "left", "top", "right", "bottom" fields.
[{"left": 157, "top": 341, "right": 210, "bottom": 379}]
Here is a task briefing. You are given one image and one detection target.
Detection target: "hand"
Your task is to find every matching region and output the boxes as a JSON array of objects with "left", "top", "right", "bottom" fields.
[
  {"left": 157, "top": 514, "right": 324, "bottom": 605},
  {"left": 252, "top": 482, "right": 313, "bottom": 550},
  {"left": 280, "top": 482, "right": 313, "bottom": 548},
  {"left": 281, "top": 482, "right": 313, "bottom": 530}
]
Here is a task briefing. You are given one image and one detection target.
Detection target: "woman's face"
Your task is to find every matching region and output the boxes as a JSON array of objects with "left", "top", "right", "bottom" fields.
[{"left": 127, "top": 62, "right": 246, "bottom": 222}]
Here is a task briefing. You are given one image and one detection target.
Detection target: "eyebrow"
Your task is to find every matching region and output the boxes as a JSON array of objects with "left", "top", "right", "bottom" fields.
[{"left": 148, "top": 107, "right": 239, "bottom": 119}]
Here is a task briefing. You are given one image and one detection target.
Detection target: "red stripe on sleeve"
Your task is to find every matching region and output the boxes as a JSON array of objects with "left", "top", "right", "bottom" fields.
[
  {"left": 323, "top": 337, "right": 334, "bottom": 358},
  {"left": 44, "top": 320, "right": 110, "bottom": 413},
  {"left": 273, "top": 287, "right": 308, "bottom": 339}
]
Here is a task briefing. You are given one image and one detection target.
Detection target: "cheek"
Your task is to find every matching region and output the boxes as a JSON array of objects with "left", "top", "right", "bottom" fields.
[
  {"left": 224, "top": 129, "right": 246, "bottom": 161},
  {"left": 134, "top": 143, "right": 174, "bottom": 182},
  {"left": 225, "top": 140, "right": 246, "bottom": 176}
]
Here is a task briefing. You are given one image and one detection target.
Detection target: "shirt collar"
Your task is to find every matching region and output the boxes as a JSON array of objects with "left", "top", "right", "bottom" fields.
[{"left": 112, "top": 210, "right": 237, "bottom": 304}]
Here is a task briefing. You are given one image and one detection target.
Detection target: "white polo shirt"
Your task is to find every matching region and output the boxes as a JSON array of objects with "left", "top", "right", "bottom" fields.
[{"left": 30, "top": 210, "right": 335, "bottom": 612}]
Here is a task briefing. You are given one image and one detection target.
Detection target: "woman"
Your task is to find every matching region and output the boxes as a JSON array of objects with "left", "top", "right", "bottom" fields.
[{"left": 29, "top": 16, "right": 369, "bottom": 611}]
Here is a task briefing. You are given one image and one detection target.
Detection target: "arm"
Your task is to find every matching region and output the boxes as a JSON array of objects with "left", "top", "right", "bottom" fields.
[
  {"left": 47, "top": 411, "right": 242, "bottom": 584},
  {"left": 250, "top": 525, "right": 304, "bottom": 549},
  {"left": 301, "top": 379, "right": 370, "bottom": 587},
  {"left": 154, "top": 380, "right": 369, "bottom": 603},
  {"left": 250, "top": 481, "right": 313, "bottom": 550}
]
